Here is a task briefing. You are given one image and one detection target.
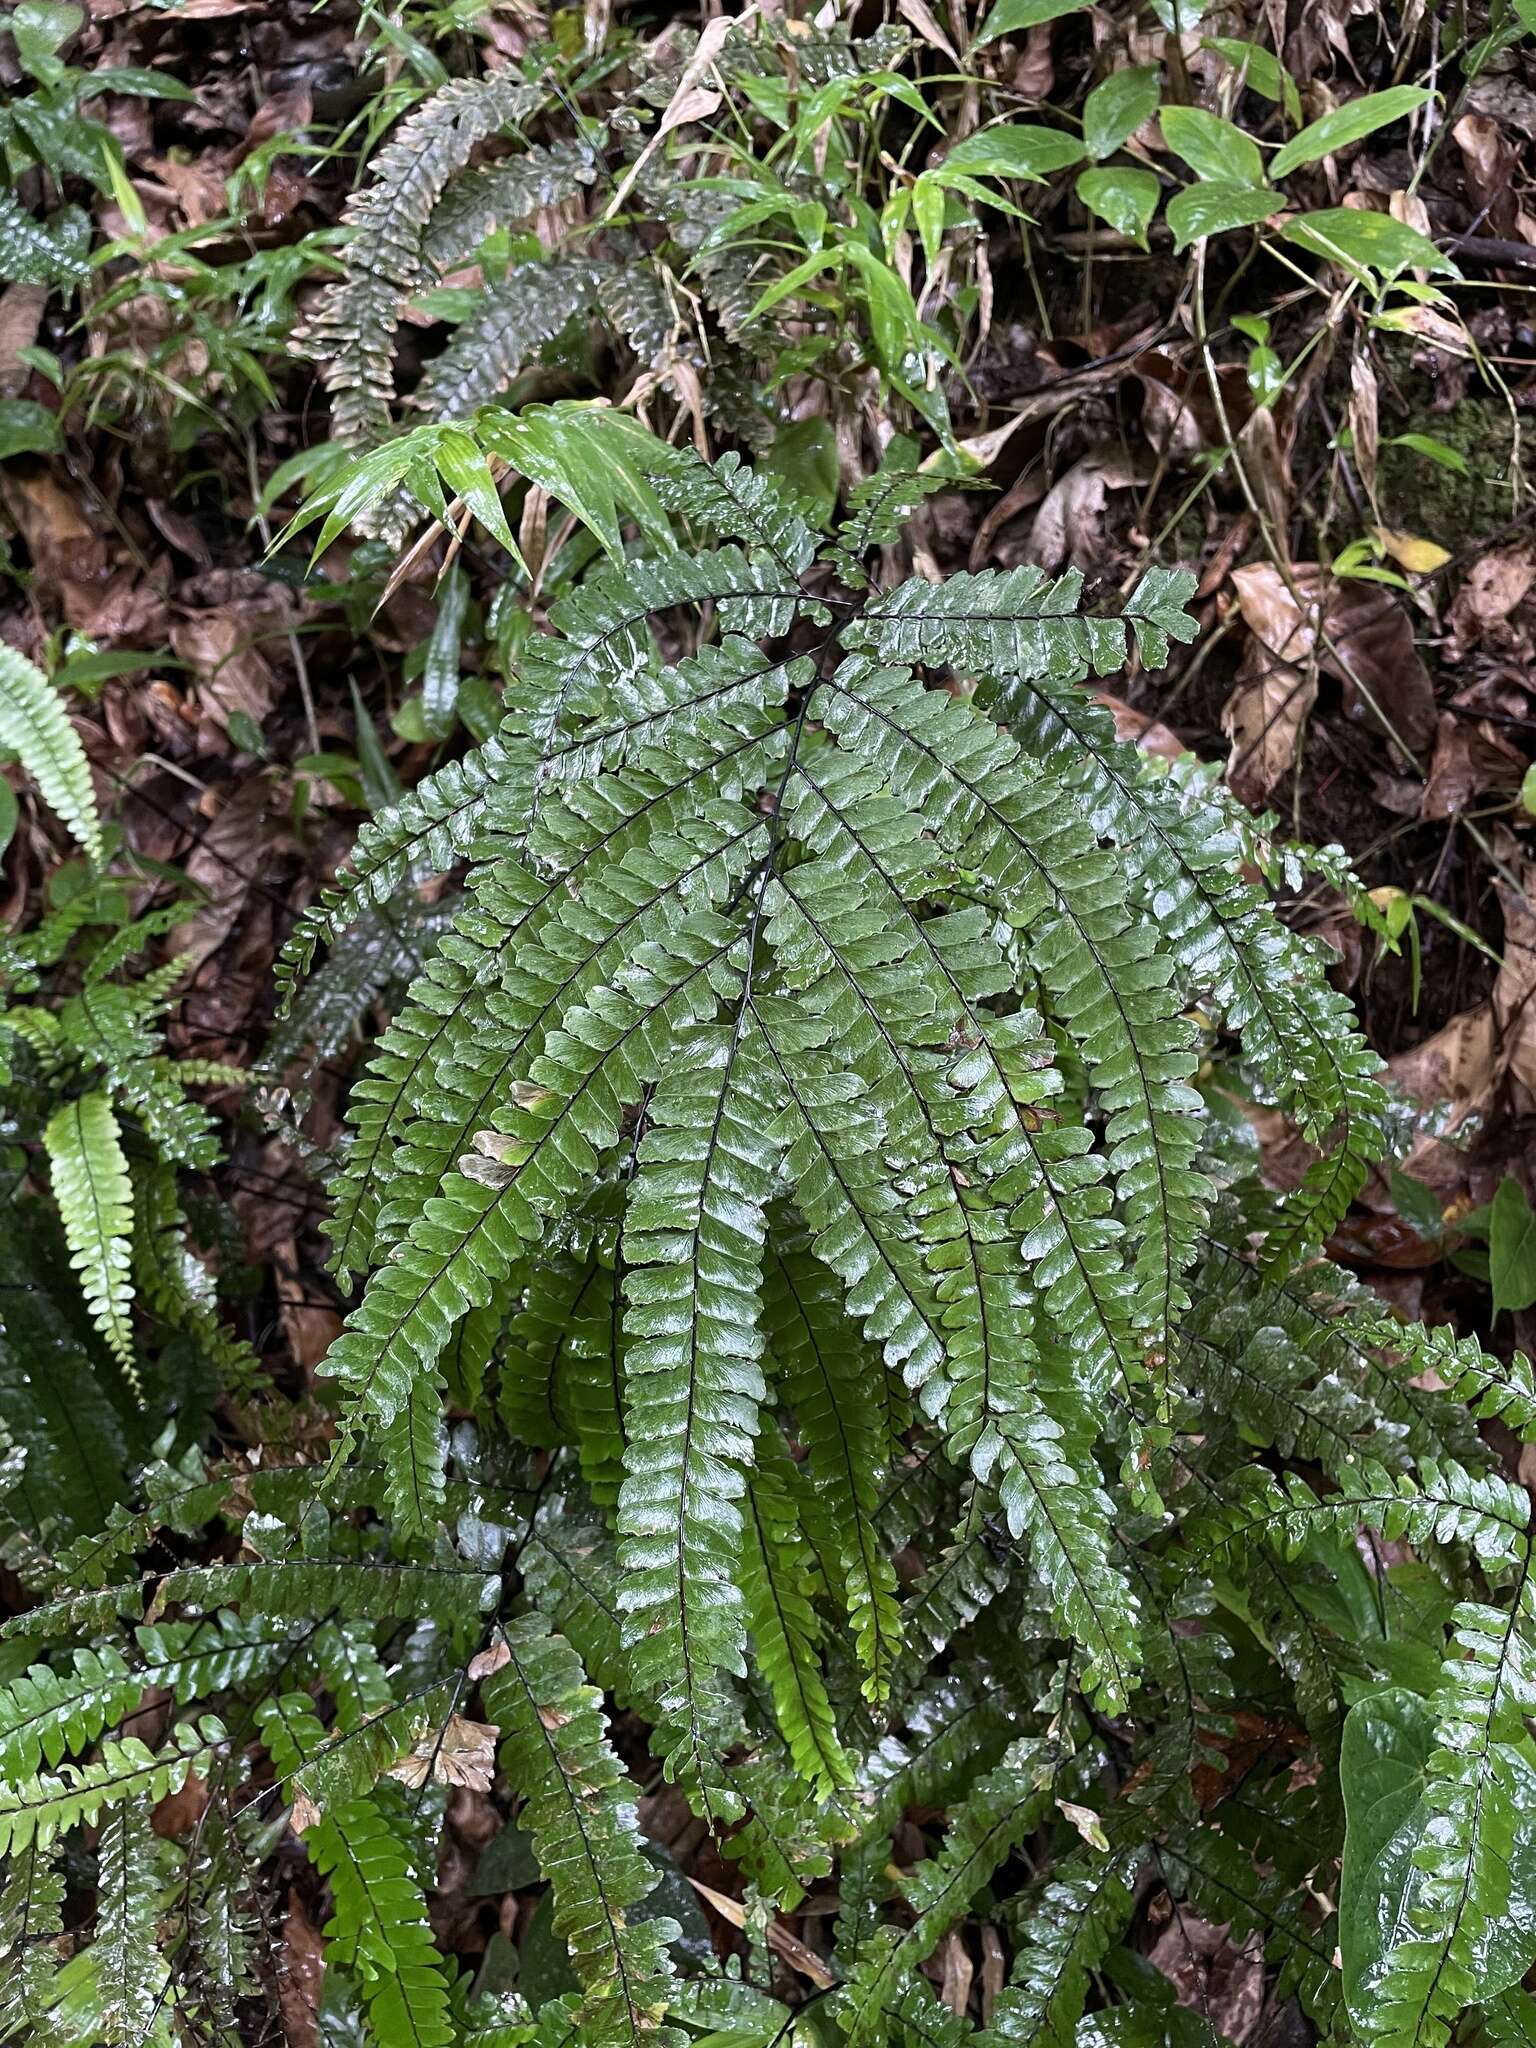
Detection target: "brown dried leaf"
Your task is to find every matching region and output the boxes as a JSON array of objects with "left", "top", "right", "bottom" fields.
[
  {"left": 152, "top": 1766, "right": 207, "bottom": 1837},
  {"left": 896, "top": 0, "right": 959, "bottom": 62},
  {"left": 279, "top": 1886, "right": 325, "bottom": 2048},
  {"left": 1420, "top": 700, "right": 1526, "bottom": 820},
  {"left": 1024, "top": 449, "right": 1140, "bottom": 574},
  {"left": 1222, "top": 637, "right": 1317, "bottom": 803},
  {"left": 1228, "top": 562, "right": 1436, "bottom": 760},
  {"left": 938, "top": 1930, "right": 974, "bottom": 2017},
  {"left": 468, "top": 1640, "right": 513, "bottom": 1681},
  {"left": 1449, "top": 548, "right": 1536, "bottom": 650},
  {"left": 687, "top": 1878, "right": 837, "bottom": 1987},
  {"left": 388, "top": 1714, "right": 498, "bottom": 1793},
  {"left": 0, "top": 284, "right": 47, "bottom": 396},
  {"left": 1349, "top": 354, "right": 1379, "bottom": 500},
  {"left": 171, "top": 608, "right": 281, "bottom": 742},
  {"left": 1148, "top": 1913, "right": 1266, "bottom": 2045}
]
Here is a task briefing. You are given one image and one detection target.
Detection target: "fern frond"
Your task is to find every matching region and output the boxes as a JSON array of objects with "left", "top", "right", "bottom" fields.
[
  {"left": 410, "top": 259, "right": 600, "bottom": 423},
  {"left": 741, "top": 1425, "right": 853, "bottom": 1795},
  {"left": 617, "top": 1016, "right": 780, "bottom": 1796},
  {"left": 261, "top": 1693, "right": 457, "bottom": 2048},
  {"left": 838, "top": 1738, "right": 1055, "bottom": 2047},
  {"left": 0, "top": 1717, "right": 216, "bottom": 1854},
  {"left": 302, "top": 72, "right": 544, "bottom": 449},
  {"left": 766, "top": 1242, "right": 902, "bottom": 1703},
  {"left": 1360, "top": 1317, "right": 1536, "bottom": 1443},
  {"left": 1166, "top": 1824, "right": 1342, "bottom": 2033},
  {"left": 827, "top": 434, "right": 953, "bottom": 579},
  {"left": 0, "top": 642, "right": 102, "bottom": 861},
  {"left": 72, "top": 1803, "right": 170, "bottom": 2045},
  {"left": 482, "top": 1618, "right": 681, "bottom": 2047},
  {"left": 321, "top": 879, "right": 765, "bottom": 1527},
  {"left": 990, "top": 669, "right": 1387, "bottom": 1265},
  {"left": 43, "top": 1089, "right": 137, "bottom": 1381},
  {"left": 1365, "top": 1578, "right": 1536, "bottom": 2048},
  {"left": 275, "top": 731, "right": 526, "bottom": 1003},
  {"left": 421, "top": 138, "right": 601, "bottom": 271},
  {"left": 820, "top": 652, "right": 1205, "bottom": 1406},
  {"left": 0, "top": 192, "right": 91, "bottom": 286},
  {"left": 1195, "top": 1461, "right": 1532, "bottom": 1581},
  {"left": 985, "top": 1855, "right": 1140, "bottom": 2048}
]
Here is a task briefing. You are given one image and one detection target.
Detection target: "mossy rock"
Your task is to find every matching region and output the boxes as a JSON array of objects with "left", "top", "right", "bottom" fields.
[{"left": 1377, "top": 397, "right": 1522, "bottom": 549}]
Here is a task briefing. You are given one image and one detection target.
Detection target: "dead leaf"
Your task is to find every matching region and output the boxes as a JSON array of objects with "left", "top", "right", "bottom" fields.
[
  {"left": 1349, "top": 354, "right": 1379, "bottom": 500},
  {"left": 1149, "top": 1912, "right": 1266, "bottom": 2045},
  {"left": 937, "top": 1930, "right": 974, "bottom": 2017},
  {"left": 979, "top": 1924, "right": 1006, "bottom": 2027},
  {"left": 605, "top": 9, "right": 756, "bottom": 218},
  {"left": 1024, "top": 449, "right": 1141, "bottom": 573},
  {"left": 0, "top": 284, "right": 47, "bottom": 396},
  {"left": 388, "top": 1715, "right": 498, "bottom": 1793},
  {"left": 1056, "top": 1797, "right": 1110, "bottom": 1851},
  {"left": 1095, "top": 692, "right": 1186, "bottom": 762},
  {"left": 1449, "top": 548, "right": 1536, "bottom": 648},
  {"left": 178, "top": 777, "right": 276, "bottom": 971},
  {"left": 1420, "top": 686, "right": 1528, "bottom": 819},
  {"left": 1223, "top": 566, "right": 1322, "bottom": 801},
  {"left": 897, "top": 0, "right": 959, "bottom": 62},
  {"left": 171, "top": 608, "right": 281, "bottom": 740},
  {"left": 1228, "top": 562, "right": 1436, "bottom": 762},
  {"left": 153, "top": 1767, "right": 209, "bottom": 1837},
  {"left": 688, "top": 1878, "right": 837, "bottom": 1988},
  {"left": 279, "top": 1887, "right": 325, "bottom": 2048},
  {"left": 1013, "top": 24, "right": 1056, "bottom": 100},
  {"left": 468, "top": 1640, "right": 513, "bottom": 1680},
  {"left": 1453, "top": 113, "right": 1518, "bottom": 238}
]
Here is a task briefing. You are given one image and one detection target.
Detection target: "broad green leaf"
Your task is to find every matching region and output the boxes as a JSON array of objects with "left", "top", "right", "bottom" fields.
[
  {"left": 973, "top": 0, "right": 1092, "bottom": 46},
  {"left": 1340, "top": 1687, "right": 1434, "bottom": 2021},
  {"left": 1342, "top": 1679, "right": 1536, "bottom": 2034},
  {"left": 940, "top": 124, "right": 1087, "bottom": 182},
  {"left": 763, "top": 419, "right": 840, "bottom": 529},
  {"left": 1083, "top": 67, "right": 1162, "bottom": 160},
  {"left": 421, "top": 563, "right": 470, "bottom": 741},
  {"left": 1159, "top": 106, "right": 1266, "bottom": 186},
  {"left": 0, "top": 399, "right": 61, "bottom": 460},
  {"left": 13, "top": 1, "right": 81, "bottom": 76},
  {"left": 1076, "top": 167, "right": 1160, "bottom": 246},
  {"left": 1490, "top": 1177, "right": 1536, "bottom": 1316},
  {"left": 1166, "top": 181, "right": 1280, "bottom": 251},
  {"left": 1270, "top": 86, "right": 1432, "bottom": 181},
  {"left": 1382, "top": 431, "right": 1470, "bottom": 478},
  {"left": 1200, "top": 36, "right": 1302, "bottom": 124},
  {"left": 1280, "top": 207, "right": 1453, "bottom": 280}
]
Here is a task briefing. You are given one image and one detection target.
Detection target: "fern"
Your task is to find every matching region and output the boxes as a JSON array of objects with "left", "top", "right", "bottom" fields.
[
  {"left": 0, "top": 642, "right": 103, "bottom": 861},
  {"left": 302, "top": 72, "right": 546, "bottom": 449},
  {"left": 43, "top": 1090, "right": 137, "bottom": 1380},
  {"left": 1367, "top": 1577, "right": 1536, "bottom": 2048},
  {"left": 262, "top": 1691, "right": 458, "bottom": 2048},
  {"left": 16, "top": 145, "right": 1536, "bottom": 2044},
  {"left": 482, "top": 1618, "right": 681, "bottom": 2048}
]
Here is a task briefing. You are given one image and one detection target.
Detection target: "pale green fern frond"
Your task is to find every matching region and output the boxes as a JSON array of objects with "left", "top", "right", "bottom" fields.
[
  {"left": 43, "top": 1090, "right": 136, "bottom": 1381},
  {"left": 0, "top": 642, "right": 102, "bottom": 862}
]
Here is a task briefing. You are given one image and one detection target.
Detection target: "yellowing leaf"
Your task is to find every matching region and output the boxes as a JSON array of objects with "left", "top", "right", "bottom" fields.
[{"left": 1373, "top": 528, "right": 1452, "bottom": 574}]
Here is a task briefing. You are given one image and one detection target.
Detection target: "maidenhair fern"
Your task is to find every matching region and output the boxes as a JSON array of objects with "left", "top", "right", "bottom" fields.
[{"left": 5, "top": 436, "right": 1534, "bottom": 2048}]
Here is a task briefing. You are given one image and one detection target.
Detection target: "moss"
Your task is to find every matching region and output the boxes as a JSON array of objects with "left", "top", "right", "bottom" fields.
[{"left": 1376, "top": 397, "right": 1522, "bottom": 548}]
